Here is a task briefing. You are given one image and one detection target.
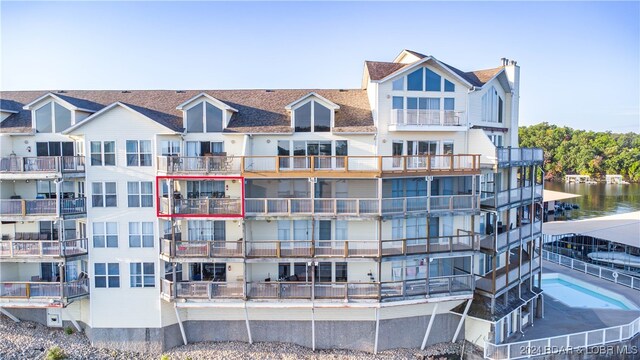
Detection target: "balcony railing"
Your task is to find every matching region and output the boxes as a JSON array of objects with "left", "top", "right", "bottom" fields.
[
  {"left": 243, "top": 156, "right": 380, "bottom": 175},
  {"left": 380, "top": 155, "right": 480, "bottom": 175},
  {"left": 390, "top": 109, "right": 463, "bottom": 127},
  {"left": 246, "top": 241, "right": 313, "bottom": 257},
  {"left": 246, "top": 282, "right": 380, "bottom": 300},
  {"left": 157, "top": 156, "right": 241, "bottom": 174},
  {"left": 0, "top": 278, "right": 89, "bottom": 299},
  {"left": 244, "top": 240, "right": 379, "bottom": 258},
  {"left": 0, "top": 238, "right": 88, "bottom": 258},
  {"left": 380, "top": 275, "right": 474, "bottom": 299},
  {"left": 475, "top": 259, "right": 540, "bottom": 293},
  {"left": 0, "top": 198, "right": 86, "bottom": 217},
  {"left": 245, "top": 198, "right": 379, "bottom": 216},
  {"left": 381, "top": 194, "right": 477, "bottom": 215},
  {"left": 174, "top": 281, "right": 244, "bottom": 299},
  {"left": 496, "top": 147, "right": 544, "bottom": 167},
  {"left": 481, "top": 220, "right": 543, "bottom": 251},
  {"left": 481, "top": 184, "right": 543, "bottom": 208},
  {"left": 161, "top": 239, "right": 243, "bottom": 258},
  {"left": 381, "top": 234, "right": 480, "bottom": 256},
  {"left": 0, "top": 156, "right": 85, "bottom": 175},
  {"left": 159, "top": 197, "right": 242, "bottom": 217}
]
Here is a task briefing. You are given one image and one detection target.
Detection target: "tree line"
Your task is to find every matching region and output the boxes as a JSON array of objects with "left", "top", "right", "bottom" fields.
[{"left": 518, "top": 123, "right": 640, "bottom": 182}]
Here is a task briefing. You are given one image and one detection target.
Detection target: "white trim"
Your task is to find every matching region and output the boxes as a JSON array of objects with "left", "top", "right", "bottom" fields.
[
  {"left": 284, "top": 92, "right": 340, "bottom": 111},
  {"left": 22, "top": 93, "right": 95, "bottom": 112},
  {"left": 0, "top": 109, "right": 19, "bottom": 114},
  {"left": 63, "top": 102, "right": 176, "bottom": 134},
  {"left": 375, "top": 56, "right": 474, "bottom": 89},
  {"left": 175, "top": 92, "right": 238, "bottom": 112}
]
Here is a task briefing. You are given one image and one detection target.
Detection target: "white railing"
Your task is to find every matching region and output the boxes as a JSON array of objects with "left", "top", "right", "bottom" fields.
[
  {"left": 542, "top": 250, "right": 640, "bottom": 291},
  {"left": 245, "top": 198, "right": 380, "bottom": 216},
  {"left": 157, "top": 156, "right": 241, "bottom": 174},
  {"left": 484, "top": 316, "right": 640, "bottom": 359},
  {"left": 390, "top": 109, "right": 462, "bottom": 127},
  {"left": 0, "top": 238, "right": 88, "bottom": 258},
  {"left": 0, "top": 156, "right": 85, "bottom": 174}
]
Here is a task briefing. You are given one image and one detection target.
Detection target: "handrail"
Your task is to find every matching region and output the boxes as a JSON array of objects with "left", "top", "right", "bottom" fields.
[
  {"left": 0, "top": 197, "right": 86, "bottom": 217},
  {"left": 542, "top": 249, "right": 640, "bottom": 291},
  {"left": 157, "top": 155, "right": 241, "bottom": 174},
  {"left": 484, "top": 316, "right": 640, "bottom": 359},
  {"left": 381, "top": 234, "right": 480, "bottom": 256},
  {"left": 159, "top": 197, "right": 242, "bottom": 216},
  {"left": 161, "top": 239, "right": 244, "bottom": 258},
  {"left": 0, "top": 156, "right": 85, "bottom": 173},
  {"left": 0, "top": 279, "right": 89, "bottom": 299},
  {"left": 390, "top": 109, "right": 463, "bottom": 127},
  {"left": 0, "top": 238, "right": 88, "bottom": 258}
]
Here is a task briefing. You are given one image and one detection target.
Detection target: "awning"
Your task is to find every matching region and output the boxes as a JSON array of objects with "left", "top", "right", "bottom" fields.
[
  {"left": 543, "top": 189, "right": 580, "bottom": 202},
  {"left": 543, "top": 211, "right": 640, "bottom": 248}
]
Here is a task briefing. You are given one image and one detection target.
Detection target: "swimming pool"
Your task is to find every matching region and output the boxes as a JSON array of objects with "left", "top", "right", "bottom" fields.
[{"left": 541, "top": 273, "right": 638, "bottom": 310}]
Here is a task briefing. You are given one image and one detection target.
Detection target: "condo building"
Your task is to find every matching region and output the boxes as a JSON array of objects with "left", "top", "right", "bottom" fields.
[{"left": 0, "top": 50, "right": 544, "bottom": 353}]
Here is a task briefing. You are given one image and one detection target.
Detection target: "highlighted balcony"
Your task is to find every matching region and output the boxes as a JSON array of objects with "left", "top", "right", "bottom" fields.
[
  {"left": 156, "top": 176, "right": 244, "bottom": 218},
  {"left": 0, "top": 156, "right": 85, "bottom": 180}
]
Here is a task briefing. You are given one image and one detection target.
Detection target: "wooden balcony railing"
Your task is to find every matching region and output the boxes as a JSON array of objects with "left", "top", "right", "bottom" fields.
[
  {"left": 244, "top": 240, "right": 379, "bottom": 258},
  {"left": 0, "top": 197, "right": 86, "bottom": 217},
  {"left": 480, "top": 220, "right": 543, "bottom": 251},
  {"left": 476, "top": 258, "right": 541, "bottom": 293},
  {"left": 0, "top": 156, "right": 85, "bottom": 174},
  {"left": 245, "top": 198, "right": 379, "bottom": 216},
  {"left": 380, "top": 155, "right": 480, "bottom": 175},
  {"left": 159, "top": 197, "right": 242, "bottom": 217},
  {"left": 381, "top": 234, "right": 480, "bottom": 256},
  {"left": 246, "top": 241, "right": 313, "bottom": 257},
  {"left": 381, "top": 194, "right": 477, "bottom": 215},
  {"left": 0, "top": 238, "right": 88, "bottom": 258},
  {"left": 157, "top": 156, "right": 241, "bottom": 174},
  {"left": 161, "top": 239, "right": 243, "bottom": 258},
  {"left": 0, "top": 278, "right": 89, "bottom": 299}
]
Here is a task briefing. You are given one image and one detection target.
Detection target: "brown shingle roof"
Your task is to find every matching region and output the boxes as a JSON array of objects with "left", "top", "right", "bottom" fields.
[
  {"left": 0, "top": 89, "right": 374, "bottom": 134},
  {"left": 365, "top": 61, "right": 410, "bottom": 81}
]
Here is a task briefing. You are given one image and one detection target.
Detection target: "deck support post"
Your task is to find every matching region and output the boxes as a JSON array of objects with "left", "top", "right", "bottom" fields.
[
  {"left": 421, "top": 302, "right": 439, "bottom": 350},
  {"left": 0, "top": 307, "right": 20, "bottom": 322},
  {"left": 62, "top": 307, "right": 82, "bottom": 332},
  {"left": 373, "top": 307, "right": 380, "bottom": 354},
  {"left": 244, "top": 303, "right": 253, "bottom": 344},
  {"left": 174, "top": 305, "right": 188, "bottom": 346},
  {"left": 452, "top": 299, "right": 472, "bottom": 343},
  {"left": 311, "top": 306, "right": 316, "bottom": 351}
]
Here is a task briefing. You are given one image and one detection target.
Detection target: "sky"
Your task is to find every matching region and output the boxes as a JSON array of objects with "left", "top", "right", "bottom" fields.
[{"left": 1, "top": 1, "right": 639, "bottom": 133}]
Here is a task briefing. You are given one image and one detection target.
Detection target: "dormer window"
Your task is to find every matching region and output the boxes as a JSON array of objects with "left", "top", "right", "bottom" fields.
[
  {"left": 294, "top": 100, "right": 331, "bottom": 132},
  {"left": 35, "top": 102, "right": 72, "bottom": 133},
  {"left": 186, "top": 101, "right": 223, "bottom": 133},
  {"left": 481, "top": 86, "right": 504, "bottom": 123}
]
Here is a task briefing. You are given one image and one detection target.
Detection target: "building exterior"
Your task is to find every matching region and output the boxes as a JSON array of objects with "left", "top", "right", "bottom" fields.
[{"left": 0, "top": 50, "right": 544, "bottom": 353}]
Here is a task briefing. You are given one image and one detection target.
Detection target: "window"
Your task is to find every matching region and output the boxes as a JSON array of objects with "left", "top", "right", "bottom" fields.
[
  {"left": 488, "top": 134, "right": 503, "bottom": 147},
  {"left": 129, "top": 222, "right": 154, "bottom": 248},
  {"left": 37, "top": 180, "right": 74, "bottom": 198},
  {"left": 335, "top": 262, "right": 347, "bottom": 282},
  {"left": 187, "top": 220, "right": 225, "bottom": 241},
  {"left": 36, "top": 142, "right": 74, "bottom": 156},
  {"left": 161, "top": 140, "right": 181, "bottom": 156},
  {"left": 293, "top": 100, "right": 332, "bottom": 132},
  {"left": 481, "top": 86, "right": 504, "bottom": 123},
  {"left": 392, "top": 96, "right": 404, "bottom": 110},
  {"left": 34, "top": 102, "right": 72, "bottom": 133},
  {"left": 93, "top": 222, "right": 118, "bottom": 248},
  {"left": 127, "top": 181, "right": 153, "bottom": 207},
  {"left": 94, "top": 263, "right": 120, "bottom": 288},
  {"left": 444, "top": 79, "right": 455, "bottom": 92},
  {"left": 126, "top": 140, "right": 152, "bottom": 166},
  {"left": 407, "top": 68, "right": 423, "bottom": 91},
  {"left": 92, "top": 182, "right": 117, "bottom": 207},
  {"left": 392, "top": 77, "right": 404, "bottom": 91},
  {"left": 186, "top": 102, "right": 223, "bottom": 133},
  {"left": 130, "top": 262, "right": 155, "bottom": 288},
  {"left": 444, "top": 98, "right": 455, "bottom": 111},
  {"left": 314, "top": 262, "right": 332, "bottom": 282},
  {"left": 425, "top": 69, "right": 441, "bottom": 91},
  {"left": 90, "top": 141, "right": 115, "bottom": 166}
]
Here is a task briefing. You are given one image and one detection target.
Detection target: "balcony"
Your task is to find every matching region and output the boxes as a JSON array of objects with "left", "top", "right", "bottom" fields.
[
  {"left": 245, "top": 240, "right": 379, "bottom": 258},
  {"left": 381, "top": 234, "right": 480, "bottom": 256},
  {"left": 0, "top": 156, "right": 85, "bottom": 179},
  {"left": 160, "top": 280, "right": 244, "bottom": 300},
  {"left": 380, "top": 275, "right": 474, "bottom": 300},
  {"left": 475, "top": 257, "right": 541, "bottom": 294},
  {"left": 496, "top": 147, "right": 544, "bottom": 168},
  {"left": 157, "top": 156, "right": 241, "bottom": 175},
  {"left": 0, "top": 238, "right": 88, "bottom": 260},
  {"left": 158, "top": 197, "right": 243, "bottom": 218},
  {"left": 242, "top": 156, "right": 380, "bottom": 178},
  {"left": 0, "top": 278, "right": 89, "bottom": 301},
  {"left": 245, "top": 198, "right": 379, "bottom": 217},
  {"left": 480, "top": 220, "right": 543, "bottom": 251},
  {"left": 381, "top": 194, "right": 478, "bottom": 216},
  {"left": 389, "top": 109, "right": 465, "bottom": 131},
  {"left": 246, "top": 282, "right": 379, "bottom": 300},
  {"left": 481, "top": 184, "right": 543, "bottom": 209},
  {"left": 380, "top": 155, "right": 480, "bottom": 176},
  {"left": 161, "top": 239, "right": 243, "bottom": 259},
  {"left": 0, "top": 198, "right": 86, "bottom": 220}
]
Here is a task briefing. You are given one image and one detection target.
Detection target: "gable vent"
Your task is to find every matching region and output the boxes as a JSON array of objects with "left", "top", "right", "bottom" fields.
[
  {"left": 121, "top": 90, "right": 131, "bottom": 94},
  {"left": 57, "top": 90, "right": 67, "bottom": 93},
  {"left": 176, "top": 90, "right": 186, "bottom": 94},
  {"left": 339, "top": 89, "right": 348, "bottom": 92},
  {"left": 265, "top": 90, "right": 275, "bottom": 92}
]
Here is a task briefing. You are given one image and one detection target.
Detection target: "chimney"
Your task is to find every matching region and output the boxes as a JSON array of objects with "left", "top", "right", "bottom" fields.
[
  {"left": 509, "top": 60, "right": 518, "bottom": 66},
  {"left": 501, "top": 58, "right": 509, "bottom": 66}
]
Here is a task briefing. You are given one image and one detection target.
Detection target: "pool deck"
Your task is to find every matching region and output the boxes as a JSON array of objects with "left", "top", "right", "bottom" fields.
[{"left": 504, "top": 261, "right": 640, "bottom": 344}]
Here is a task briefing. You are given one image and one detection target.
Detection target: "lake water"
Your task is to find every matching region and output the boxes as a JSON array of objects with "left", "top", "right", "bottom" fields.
[{"left": 545, "top": 182, "right": 640, "bottom": 220}]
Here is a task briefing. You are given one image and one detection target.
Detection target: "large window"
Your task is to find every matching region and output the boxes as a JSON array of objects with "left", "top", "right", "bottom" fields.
[
  {"left": 481, "top": 86, "right": 504, "bottom": 123},
  {"left": 186, "top": 102, "right": 223, "bottom": 133},
  {"left": 129, "top": 222, "right": 154, "bottom": 248},
  {"left": 92, "top": 182, "right": 117, "bottom": 207},
  {"left": 90, "top": 141, "right": 115, "bottom": 166},
  {"left": 36, "top": 142, "right": 74, "bottom": 157},
  {"left": 34, "top": 102, "right": 72, "bottom": 133},
  {"left": 93, "top": 222, "right": 118, "bottom": 248},
  {"left": 161, "top": 140, "right": 181, "bottom": 156},
  {"left": 293, "top": 100, "right": 331, "bottom": 132},
  {"left": 94, "top": 263, "right": 120, "bottom": 288},
  {"left": 187, "top": 220, "right": 225, "bottom": 241},
  {"left": 130, "top": 262, "right": 155, "bottom": 288},
  {"left": 127, "top": 181, "right": 153, "bottom": 207},
  {"left": 126, "top": 140, "right": 152, "bottom": 166}
]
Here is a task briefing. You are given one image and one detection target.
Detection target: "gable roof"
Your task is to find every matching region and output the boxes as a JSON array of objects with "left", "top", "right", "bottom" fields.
[
  {"left": 22, "top": 92, "right": 98, "bottom": 112},
  {"left": 175, "top": 92, "right": 239, "bottom": 112},
  {"left": 284, "top": 92, "right": 340, "bottom": 110},
  {"left": 365, "top": 61, "right": 411, "bottom": 81},
  {"left": 1, "top": 89, "right": 374, "bottom": 134},
  {"left": 63, "top": 102, "right": 178, "bottom": 134}
]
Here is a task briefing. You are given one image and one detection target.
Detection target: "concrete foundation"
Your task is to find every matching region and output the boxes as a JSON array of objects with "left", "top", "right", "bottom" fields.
[
  {"left": 378, "top": 313, "right": 461, "bottom": 351},
  {"left": 86, "top": 327, "right": 165, "bottom": 353}
]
